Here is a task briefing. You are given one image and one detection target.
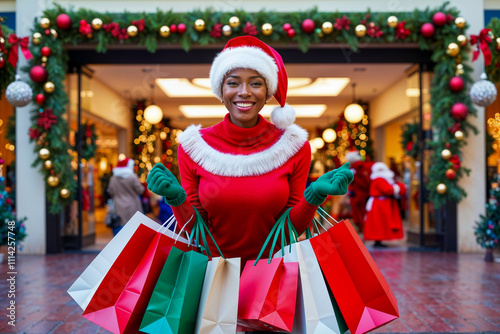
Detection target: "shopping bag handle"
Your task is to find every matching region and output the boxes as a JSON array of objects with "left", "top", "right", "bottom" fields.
[
  {"left": 190, "top": 207, "right": 225, "bottom": 259},
  {"left": 317, "top": 206, "right": 339, "bottom": 227}
]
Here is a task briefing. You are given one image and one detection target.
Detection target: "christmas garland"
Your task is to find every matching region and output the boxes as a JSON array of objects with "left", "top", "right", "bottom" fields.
[
  {"left": 400, "top": 121, "right": 420, "bottom": 160},
  {"left": 475, "top": 186, "right": 500, "bottom": 250},
  {"left": 0, "top": 20, "right": 17, "bottom": 95},
  {"left": 79, "top": 120, "right": 98, "bottom": 161},
  {"left": 22, "top": 3, "right": 479, "bottom": 212}
]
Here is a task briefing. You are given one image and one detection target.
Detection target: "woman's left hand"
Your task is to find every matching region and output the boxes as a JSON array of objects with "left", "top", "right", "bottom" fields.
[{"left": 304, "top": 163, "right": 354, "bottom": 205}]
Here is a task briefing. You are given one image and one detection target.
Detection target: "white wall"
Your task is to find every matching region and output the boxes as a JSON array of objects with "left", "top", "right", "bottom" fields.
[{"left": 369, "top": 76, "right": 409, "bottom": 129}]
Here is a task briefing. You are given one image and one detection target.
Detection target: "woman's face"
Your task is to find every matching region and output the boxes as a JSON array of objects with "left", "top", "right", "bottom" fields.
[{"left": 222, "top": 68, "right": 267, "bottom": 128}]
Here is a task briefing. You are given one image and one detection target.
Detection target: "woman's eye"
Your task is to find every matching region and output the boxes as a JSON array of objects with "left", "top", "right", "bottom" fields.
[
  {"left": 251, "top": 82, "right": 263, "bottom": 86},
  {"left": 226, "top": 81, "right": 238, "bottom": 86}
]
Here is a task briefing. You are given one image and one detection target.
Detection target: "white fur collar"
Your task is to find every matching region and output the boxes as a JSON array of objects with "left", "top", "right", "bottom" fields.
[{"left": 179, "top": 124, "right": 308, "bottom": 177}]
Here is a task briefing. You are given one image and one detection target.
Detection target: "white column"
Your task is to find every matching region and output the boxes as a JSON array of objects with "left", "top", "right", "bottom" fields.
[{"left": 16, "top": 0, "right": 46, "bottom": 254}]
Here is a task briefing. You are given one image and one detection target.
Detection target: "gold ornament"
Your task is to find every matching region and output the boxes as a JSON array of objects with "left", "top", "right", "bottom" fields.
[
  {"left": 43, "top": 81, "right": 55, "bottom": 94},
  {"left": 229, "top": 16, "right": 240, "bottom": 28},
  {"left": 321, "top": 21, "right": 333, "bottom": 34},
  {"left": 436, "top": 183, "right": 447, "bottom": 195},
  {"left": 47, "top": 176, "right": 60, "bottom": 187},
  {"left": 127, "top": 25, "right": 138, "bottom": 37},
  {"left": 41, "top": 56, "right": 48, "bottom": 63},
  {"left": 39, "top": 148, "right": 50, "bottom": 160},
  {"left": 387, "top": 16, "right": 398, "bottom": 28},
  {"left": 60, "top": 188, "right": 71, "bottom": 199},
  {"left": 159, "top": 25, "right": 170, "bottom": 38},
  {"left": 457, "top": 34, "right": 467, "bottom": 47},
  {"left": 50, "top": 29, "right": 58, "bottom": 38},
  {"left": 456, "top": 63, "right": 464, "bottom": 75},
  {"left": 40, "top": 17, "right": 51, "bottom": 29},
  {"left": 496, "top": 37, "right": 500, "bottom": 48},
  {"left": 489, "top": 30, "right": 495, "bottom": 39},
  {"left": 454, "top": 130, "right": 464, "bottom": 141},
  {"left": 446, "top": 43, "right": 460, "bottom": 57},
  {"left": 454, "top": 17, "right": 466, "bottom": 29},
  {"left": 44, "top": 160, "right": 53, "bottom": 169},
  {"left": 86, "top": 33, "right": 93, "bottom": 39},
  {"left": 32, "top": 32, "right": 42, "bottom": 45},
  {"left": 194, "top": 19, "right": 206, "bottom": 32},
  {"left": 261, "top": 23, "right": 273, "bottom": 36},
  {"left": 222, "top": 25, "right": 232, "bottom": 37},
  {"left": 355, "top": 24, "right": 367, "bottom": 37},
  {"left": 0, "top": 37, "right": 4, "bottom": 44},
  {"left": 92, "top": 18, "right": 103, "bottom": 30},
  {"left": 441, "top": 149, "right": 452, "bottom": 160}
]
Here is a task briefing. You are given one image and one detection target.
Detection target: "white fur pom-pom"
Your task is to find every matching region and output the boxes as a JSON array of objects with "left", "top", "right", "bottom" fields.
[{"left": 270, "top": 104, "right": 295, "bottom": 129}]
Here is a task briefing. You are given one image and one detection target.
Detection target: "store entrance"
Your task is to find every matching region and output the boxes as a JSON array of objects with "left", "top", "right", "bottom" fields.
[{"left": 58, "top": 45, "right": 441, "bottom": 252}]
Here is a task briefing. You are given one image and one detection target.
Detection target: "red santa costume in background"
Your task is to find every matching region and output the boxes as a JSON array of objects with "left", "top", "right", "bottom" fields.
[
  {"left": 364, "top": 162, "right": 406, "bottom": 242},
  {"left": 345, "top": 151, "right": 373, "bottom": 231},
  {"left": 170, "top": 36, "right": 319, "bottom": 264}
]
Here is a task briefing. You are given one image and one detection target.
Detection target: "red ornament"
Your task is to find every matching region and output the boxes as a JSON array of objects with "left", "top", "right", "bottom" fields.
[
  {"left": 445, "top": 143, "right": 451, "bottom": 149},
  {"left": 170, "top": 24, "right": 177, "bottom": 33},
  {"left": 0, "top": 58, "right": 5, "bottom": 69},
  {"left": 177, "top": 23, "right": 187, "bottom": 34},
  {"left": 302, "top": 19, "right": 316, "bottom": 34},
  {"left": 420, "top": 23, "right": 435, "bottom": 38},
  {"left": 450, "top": 103, "right": 469, "bottom": 120},
  {"left": 45, "top": 29, "right": 51, "bottom": 35},
  {"left": 56, "top": 13, "right": 72, "bottom": 30},
  {"left": 449, "top": 76, "right": 464, "bottom": 92},
  {"left": 432, "top": 12, "right": 447, "bottom": 27},
  {"left": 287, "top": 28, "right": 296, "bottom": 38},
  {"left": 445, "top": 169, "right": 456, "bottom": 180},
  {"left": 29, "top": 65, "right": 48, "bottom": 83},
  {"left": 283, "top": 23, "right": 292, "bottom": 31},
  {"left": 35, "top": 93, "right": 46, "bottom": 105},
  {"left": 41, "top": 46, "right": 51, "bottom": 57}
]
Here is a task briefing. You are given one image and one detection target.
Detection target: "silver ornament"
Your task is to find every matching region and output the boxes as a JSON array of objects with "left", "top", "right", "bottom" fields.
[
  {"left": 222, "top": 25, "right": 232, "bottom": 37},
  {"left": 470, "top": 72, "right": 497, "bottom": 107},
  {"left": 6, "top": 74, "right": 33, "bottom": 107}
]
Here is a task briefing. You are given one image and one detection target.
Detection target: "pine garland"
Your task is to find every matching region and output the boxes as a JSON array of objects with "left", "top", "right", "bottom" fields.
[
  {"left": 475, "top": 186, "right": 500, "bottom": 249},
  {"left": 79, "top": 120, "right": 98, "bottom": 161},
  {"left": 0, "top": 21, "right": 16, "bottom": 95},
  {"left": 400, "top": 121, "right": 419, "bottom": 160},
  {"left": 22, "top": 3, "right": 481, "bottom": 212}
]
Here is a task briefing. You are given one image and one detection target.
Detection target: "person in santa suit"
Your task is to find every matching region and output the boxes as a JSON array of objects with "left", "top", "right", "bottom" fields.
[
  {"left": 345, "top": 150, "right": 373, "bottom": 232},
  {"left": 146, "top": 36, "right": 353, "bottom": 265},
  {"left": 364, "top": 162, "right": 406, "bottom": 247}
]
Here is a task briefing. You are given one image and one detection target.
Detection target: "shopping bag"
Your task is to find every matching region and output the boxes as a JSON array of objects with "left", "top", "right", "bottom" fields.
[
  {"left": 82, "top": 217, "right": 191, "bottom": 333},
  {"left": 68, "top": 212, "right": 188, "bottom": 311},
  {"left": 139, "top": 246, "right": 209, "bottom": 334},
  {"left": 194, "top": 257, "right": 241, "bottom": 334},
  {"left": 238, "top": 209, "right": 299, "bottom": 332},
  {"left": 310, "top": 208, "right": 399, "bottom": 334},
  {"left": 275, "top": 239, "right": 348, "bottom": 334},
  {"left": 140, "top": 209, "right": 218, "bottom": 334}
]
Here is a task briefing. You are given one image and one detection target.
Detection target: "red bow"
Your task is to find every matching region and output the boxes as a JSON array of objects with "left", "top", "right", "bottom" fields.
[
  {"left": 470, "top": 28, "right": 492, "bottom": 66},
  {"left": 7, "top": 34, "right": 33, "bottom": 68}
]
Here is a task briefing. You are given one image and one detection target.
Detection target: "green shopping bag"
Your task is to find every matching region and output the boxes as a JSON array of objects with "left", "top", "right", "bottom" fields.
[
  {"left": 139, "top": 246, "right": 208, "bottom": 334},
  {"left": 140, "top": 208, "right": 222, "bottom": 334}
]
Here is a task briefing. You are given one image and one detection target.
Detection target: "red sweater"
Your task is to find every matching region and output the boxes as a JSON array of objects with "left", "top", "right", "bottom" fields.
[{"left": 172, "top": 114, "right": 318, "bottom": 263}]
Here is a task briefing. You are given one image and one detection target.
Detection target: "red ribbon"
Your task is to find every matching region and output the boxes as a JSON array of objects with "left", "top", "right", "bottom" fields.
[
  {"left": 7, "top": 34, "right": 33, "bottom": 68},
  {"left": 470, "top": 28, "right": 492, "bottom": 66}
]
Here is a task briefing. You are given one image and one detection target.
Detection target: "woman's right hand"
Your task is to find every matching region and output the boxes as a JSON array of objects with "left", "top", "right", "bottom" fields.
[{"left": 147, "top": 163, "right": 185, "bottom": 202}]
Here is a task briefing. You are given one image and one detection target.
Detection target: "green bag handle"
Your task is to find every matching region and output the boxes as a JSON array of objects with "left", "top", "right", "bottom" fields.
[
  {"left": 190, "top": 207, "right": 225, "bottom": 259},
  {"left": 254, "top": 207, "right": 300, "bottom": 265}
]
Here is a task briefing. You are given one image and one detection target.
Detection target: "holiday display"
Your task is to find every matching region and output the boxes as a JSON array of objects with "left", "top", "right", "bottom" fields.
[
  {"left": 5, "top": 74, "right": 33, "bottom": 107},
  {"left": 475, "top": 186, "right": 500, "bottom": 261},
  {"left": 78, "top": 120, "right": 98, "bottom": 161},
  {"left": 469, "top": 72, "right": 497, "bottom": 107},
  {"left": 400, "top": 121, "right": 419, "bottom": 160},
  {"left": 19, "top": 3, "right": 481, "bottom": 211}
]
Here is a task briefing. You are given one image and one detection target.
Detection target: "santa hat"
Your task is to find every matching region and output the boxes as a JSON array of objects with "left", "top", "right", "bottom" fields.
[
  {"left": 345, "top": 150, "right": 362, "bottom": 164},
  {"left": 116, "top": 157, "right": 135, "bottom": 170},
  {"left": 370, "top": 162, "right": 395, "bottom": 182},
  {"left": 209, "top": 36, "right": 295, "bottom": 129}
]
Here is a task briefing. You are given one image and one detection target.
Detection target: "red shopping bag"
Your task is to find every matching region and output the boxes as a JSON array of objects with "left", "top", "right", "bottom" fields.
[
  {"left": 309, "top": 217, "right": 399, "bottom": 334},
  {"left": 83, "top": 225, "right": 189, "bottom": 333},
  {"left": 238, "top": 257, "right": 299, "bottom": 332}
]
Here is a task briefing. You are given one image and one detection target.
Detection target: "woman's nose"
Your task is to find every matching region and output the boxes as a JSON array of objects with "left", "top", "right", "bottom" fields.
[{"left": 238, "top": 84, "right": 251, "bottom": 96}]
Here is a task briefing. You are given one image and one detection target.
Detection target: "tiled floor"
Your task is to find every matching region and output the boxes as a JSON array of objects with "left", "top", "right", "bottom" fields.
[{"left": 0, "top": 247, "right": 499, "bottom": 334}]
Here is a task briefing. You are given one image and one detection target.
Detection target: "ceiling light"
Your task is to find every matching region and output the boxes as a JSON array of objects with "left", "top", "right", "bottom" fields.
[
  {"left": 157, "top": 77, "right": 349, "bottom": 97},
  {"left": 178, "top": 104, "right": 327, "bottom": 118},
  {"left": 344, "top": 83, "right": 364, "bottom": 123},
  {"left": 144, "top": 84, "right": 163, "bottom": 124}
]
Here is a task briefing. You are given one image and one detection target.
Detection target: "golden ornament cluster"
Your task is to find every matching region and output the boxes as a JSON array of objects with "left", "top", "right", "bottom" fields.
[{"left": 487, "top": 113, "right": 500, "bottom": 142}]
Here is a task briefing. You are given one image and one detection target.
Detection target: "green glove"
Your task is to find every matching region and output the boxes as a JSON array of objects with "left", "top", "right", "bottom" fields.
[
  {"left": 304, "top": 162, "right": 354, "bottom": 206},
  {"left": 146, "top": 163, "right": 186, "bottom": 206}
]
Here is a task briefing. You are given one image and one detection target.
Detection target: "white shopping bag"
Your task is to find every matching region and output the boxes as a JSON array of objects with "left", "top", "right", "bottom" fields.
[
  {"left": 194, "top": 257, "right": 241, "bottom": 334},
  {"left": 276, "top": 239, "right": 347, "bottom": 334},
  {"left": 67, "top": 211, "right": 189, "bottom": 310}
]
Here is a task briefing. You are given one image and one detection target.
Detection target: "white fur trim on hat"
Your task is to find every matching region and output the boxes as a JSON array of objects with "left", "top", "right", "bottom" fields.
[
  {"left": 270, "top": 104, "right": 296, "bottom": 130},
  {"left": 210, "top": 46, "right": 279, "bottom": 101},
  {"left": 345, "top": 151, "right": 362, "bottom": 164},
  {"left": 370, "top": 162, "right": 395, "bottom": 183}
]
